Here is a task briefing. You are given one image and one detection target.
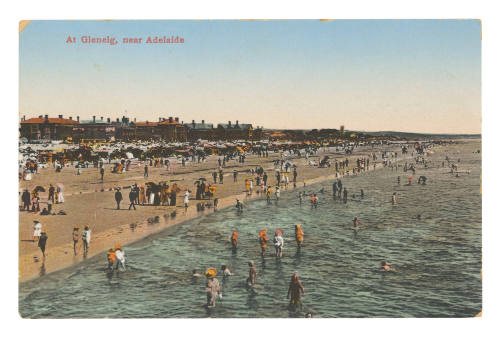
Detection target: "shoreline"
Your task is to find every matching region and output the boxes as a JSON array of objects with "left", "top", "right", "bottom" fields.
[
  {"left": 19, "top": 144, "right": 417, "bottom": 283},
  {"left": 19, "top": 170, "right": 342, "bottom": 283}
]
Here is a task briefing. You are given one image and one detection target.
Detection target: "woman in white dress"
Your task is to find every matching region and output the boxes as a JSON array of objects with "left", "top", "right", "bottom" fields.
[
  {"left": 57, "top": 185, "right": 64, "bottom": 203},
  {"left": 33, "top": 220, "right": 42, "bottom": 241}
]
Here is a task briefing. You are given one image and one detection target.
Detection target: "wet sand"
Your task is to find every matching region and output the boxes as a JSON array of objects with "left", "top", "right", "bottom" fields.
[{"left": 19, "top": 143, "right": 409, "bottom": 282}]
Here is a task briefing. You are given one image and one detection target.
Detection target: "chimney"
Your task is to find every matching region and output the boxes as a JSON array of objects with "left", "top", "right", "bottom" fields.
[
  {"left": 107, "top": 118, "right": 110, "bottom": 123},
  {"left": 169, "top": 116, "right": 173, "bottom": 123},
  {"left": 93, "top": 116, "right": 96, "bottom": 123},
  {"left": 22, "top": 115, "right": 26, "bottom": 121},
  {"left": 202, "top": 120, "right": 205, "bottom": 125},
  {"left": 45, "top": 115, "right": 49, "bottom": 122},
  {"left": 236, "top": 120, "right": 239, "bottom": 126},
  {"left": 175, "top": 117, "right": 179, "bottom": 123},
  {"left": 192, "top": 120, "right": 195, "bottom": 127},
  {"left": 69, "top": 116, "right": 72, "bottom": 120},
  {"left": 116, "top": 118, "right": 119, "bottom": 123},
  {"left": 58, "top": 114, "right": 63, "bottom": 119},
  {"left": 77, "top": 116, "right": 80, "bottom": 122},
  {"left": 101, "top": 116, "right": 103, "bottom": 121},
  {"left": 228, "top": 121, "right": 231, "bottom": 127},
  {"left": 38, "top": 115, "right": 43, "bottom": 118}
]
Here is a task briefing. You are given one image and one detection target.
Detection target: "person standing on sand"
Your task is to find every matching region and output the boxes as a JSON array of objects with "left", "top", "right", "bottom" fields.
[
  {"left": 82, "top": 225, "right": 91, "bottom": 257},
  {"left": 287, "top": 272, "right": 305, "bottom": 310},
  {"left": 56, "top": 184, "right": 64, "bottom": 204},
  {"left": 72, "top": 225, "right": 79, "bottom": 255},
  {"left": 212, "top": 171, "right": 217, "bottom": 184},
  {"left": 233, "top": 170, "right": 238, "bottom": 182},
  {"left": 144, "top": 165, "right": 148, "bottom": 178},
  {"left": 219, "top": 170, "right": 224, "bottom": 184},
  {"left": 48, "top": 184, "right": 55, "bottom": 204},
  {"left": 115, "top": 188, "right": 123, "bottom": 210},
  {"left": 184, "top": 190, "right": 190, "bottom": 209},
  {"left": 22, "top": 189, "right": 31, "bottom": 211},
  {"left": 263, "top": 172, "right": 268, "bottom": 186},
  {"left": 128, "top": 188, "right": 137, "bottom": 210},
  {"left": 343, "top": 188, "right": 348, "bottom": 203},
  {"left": 38, "top": 231, "right": 48, "bottom": 258},
  {"left": 392, "top": 192, "right": 397, "bottom": 205},
  {"left": 100, "top": 167, "right": 104, "bottom": 181},
  {"left": 33, "top": 220, "right": 42, "bottom": 242}
]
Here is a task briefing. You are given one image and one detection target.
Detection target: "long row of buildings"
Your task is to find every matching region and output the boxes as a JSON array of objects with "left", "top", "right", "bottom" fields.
[{"left": 19, "top": 115, "right": 264, "bottom": 142}]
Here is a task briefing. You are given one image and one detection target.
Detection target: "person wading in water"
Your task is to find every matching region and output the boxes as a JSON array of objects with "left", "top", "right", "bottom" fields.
[{"left": 287, "top": 272, "right": 305, "bottom": 311}]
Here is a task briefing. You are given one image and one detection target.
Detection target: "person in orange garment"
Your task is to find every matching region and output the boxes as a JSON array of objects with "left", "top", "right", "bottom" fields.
[
  {"left": 295, "top": 223, "right": 304, "bottom": 248},
  {"left": 259, "top": 229, "right": 268, "bottom": 256},
  {"left": 106, "top": 248, "right": 116, "bottom": 270},
  {"left": 231, "top": 231, "right": 238, "bottom": 251}
]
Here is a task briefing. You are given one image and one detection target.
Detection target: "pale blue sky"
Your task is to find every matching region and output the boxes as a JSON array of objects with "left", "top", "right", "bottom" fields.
[{"left": 19, "top": 20, "right": 481, "bottom": 133}]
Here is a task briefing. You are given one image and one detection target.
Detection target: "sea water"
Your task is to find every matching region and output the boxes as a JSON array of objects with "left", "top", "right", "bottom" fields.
[{"left": 19, "top": 141, "right": 481, "bottom": 318}]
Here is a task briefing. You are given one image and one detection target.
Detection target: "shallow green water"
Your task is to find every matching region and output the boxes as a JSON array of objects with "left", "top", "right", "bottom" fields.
[{"left": 19, "top": 141, "right": 482, "bottom": 318}]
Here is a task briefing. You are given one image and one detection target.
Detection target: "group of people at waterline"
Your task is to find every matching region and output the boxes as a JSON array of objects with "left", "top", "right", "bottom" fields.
[{"left": 32, "top": 221, "right": 91, "bottom": 259}]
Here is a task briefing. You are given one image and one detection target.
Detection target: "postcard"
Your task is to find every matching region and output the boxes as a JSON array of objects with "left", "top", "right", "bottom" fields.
[{"left": 18, "top": 20, "right": 481, "bottom": 318}]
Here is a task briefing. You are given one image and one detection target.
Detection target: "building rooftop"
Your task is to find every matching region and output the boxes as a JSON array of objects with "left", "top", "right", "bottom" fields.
[
  {"left": 185, "top": 123, "right": 214, "bottom": 129},
  {"left": 217, "top": 123, "right": 252, "bottom": 130},
  {"left": 21, "top": 117, "right": 78, "bottom": 125},
  {"left": 80, "top": 120, "right": 108, "bottom": 124},
  {"left": 133, "top": 121, "right": 160, "bottom": 127}
]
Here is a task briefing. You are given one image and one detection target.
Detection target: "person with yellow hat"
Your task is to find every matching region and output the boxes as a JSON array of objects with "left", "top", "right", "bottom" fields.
[
  {"left": 72, "top": 225, "right": 79, "bottom": 256},
  {"left": 205, "top": 267, "right": 221, "bottom": 308}
]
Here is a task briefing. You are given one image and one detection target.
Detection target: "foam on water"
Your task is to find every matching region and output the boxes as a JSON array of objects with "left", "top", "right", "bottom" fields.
[{"left": 19, "top": 141, "right": 482, "bottom": 318}]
